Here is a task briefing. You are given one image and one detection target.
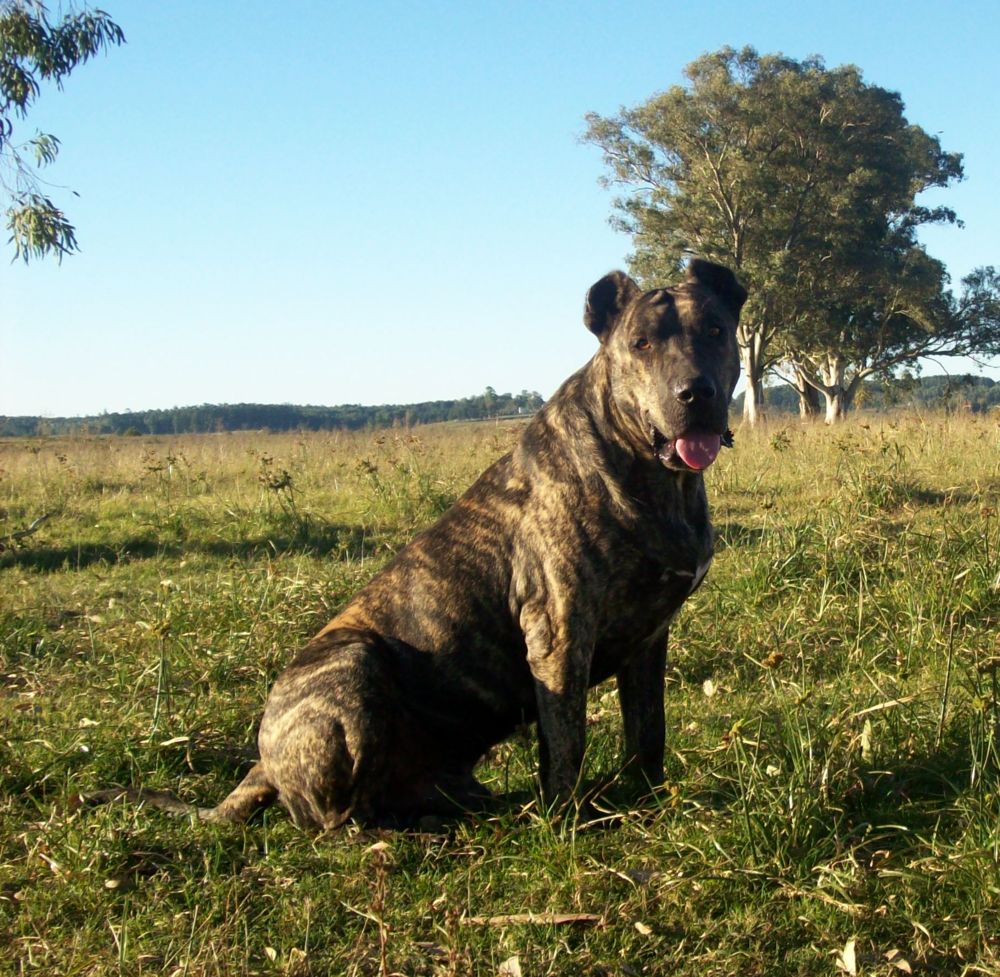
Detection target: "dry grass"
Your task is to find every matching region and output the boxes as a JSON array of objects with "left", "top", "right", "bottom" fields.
[{"left": 2, "top": 410, "right": 1000, "bottom": 976}]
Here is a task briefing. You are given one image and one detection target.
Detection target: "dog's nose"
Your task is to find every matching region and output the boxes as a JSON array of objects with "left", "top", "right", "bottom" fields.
[{"left": 674, "top": 377, "right": 717, "bottom": 404}]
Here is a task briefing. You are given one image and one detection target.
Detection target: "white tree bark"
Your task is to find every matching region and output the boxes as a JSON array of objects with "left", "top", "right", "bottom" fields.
[
  {"left": 818, "top": 354, "right": 848, "bottom": 423},
  {"left": 739, "top": 327, "right": 767, "bottom": 426}
]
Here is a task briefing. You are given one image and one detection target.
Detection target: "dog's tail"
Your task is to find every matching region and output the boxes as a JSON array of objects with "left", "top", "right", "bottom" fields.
[
  {"left": 79, "top": 762, "right": 278, "bottom": 824},
  {"left": 200, "top": 762, "right": 279, "bottom": 823}
]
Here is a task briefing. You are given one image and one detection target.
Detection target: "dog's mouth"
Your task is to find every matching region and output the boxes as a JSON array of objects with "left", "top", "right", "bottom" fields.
[{"left": 650, "top": 426, "right": 734, "bottom": 471}]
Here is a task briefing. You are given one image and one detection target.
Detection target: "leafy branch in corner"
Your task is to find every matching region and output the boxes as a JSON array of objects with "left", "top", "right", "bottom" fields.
[{"left": 1, "top": 0, "right": 125, "bottom": 261}]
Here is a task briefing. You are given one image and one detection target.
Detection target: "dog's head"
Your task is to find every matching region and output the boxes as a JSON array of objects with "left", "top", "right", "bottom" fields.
[{"left": 584, "top": 259, "right": 746, "bottom": 472}]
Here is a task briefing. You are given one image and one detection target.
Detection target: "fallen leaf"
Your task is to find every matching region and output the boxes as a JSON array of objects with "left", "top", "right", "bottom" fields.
[
  {"left": 498, "top": 956, "right": 522, "bottom": 977},
  {"left": 835, "top": 938, "right": 857, "bottom": 976},
  {"left": 860, "top": 719, "right": 874, "bottom": 761},
  {"left": 885, "top": 948, "right": 912, "bottom": 974}
]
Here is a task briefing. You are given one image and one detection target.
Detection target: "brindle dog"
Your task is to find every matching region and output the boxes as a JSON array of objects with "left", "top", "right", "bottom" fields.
[{"left": 91, "top": 259, "right": 746, "bottom": 830}]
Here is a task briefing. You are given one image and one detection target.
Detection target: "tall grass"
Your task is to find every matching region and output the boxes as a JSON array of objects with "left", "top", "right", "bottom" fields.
[{"left": 1, "top": 412, "right": 999, "bottom": 976}]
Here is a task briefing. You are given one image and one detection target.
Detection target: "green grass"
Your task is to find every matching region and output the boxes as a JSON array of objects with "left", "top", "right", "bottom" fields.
[{"left": 2, "top": 413, "right": 1000, "bottom": 976}]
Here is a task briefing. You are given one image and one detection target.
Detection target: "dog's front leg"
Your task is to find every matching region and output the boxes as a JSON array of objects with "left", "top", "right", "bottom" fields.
[
  {"left": 616, "top": 640, "right": 667, "bottom": 787},
  {"left": 532, "top": 671, "right": 589, "bottom": 806},
  {"left": 521, "top": 604, "right": 593, "bottom": 807}
]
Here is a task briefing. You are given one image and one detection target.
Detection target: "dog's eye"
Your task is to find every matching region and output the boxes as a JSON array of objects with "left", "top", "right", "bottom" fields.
[
  {"left": 707, "top": 326, "right": 721, "bottom": 338},
  {"left": 633, "top": 337, "right": 652, "bottom": 351}
]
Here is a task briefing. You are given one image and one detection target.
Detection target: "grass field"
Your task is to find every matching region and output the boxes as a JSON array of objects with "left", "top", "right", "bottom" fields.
[{"left": 2, "top": 412, "right": 999, "bottom": 976}]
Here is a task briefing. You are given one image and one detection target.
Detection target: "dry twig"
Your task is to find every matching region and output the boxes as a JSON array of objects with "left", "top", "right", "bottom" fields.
[{"left": 0, "top": 513, "right": 52, "bottom": 550}]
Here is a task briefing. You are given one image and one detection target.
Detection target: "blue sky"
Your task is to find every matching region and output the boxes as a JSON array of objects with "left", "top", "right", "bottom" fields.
[{"left": 4, "top": 0, "right": 999, "bottom": 417}]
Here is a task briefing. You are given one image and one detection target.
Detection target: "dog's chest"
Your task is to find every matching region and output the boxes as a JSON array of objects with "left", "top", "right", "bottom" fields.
[
  {"left": 598, "top": 513, "right": 714, "bottom": 640},
  {"left": 634, "top": 544, "right": 712, "bottom": 612},
  {"left": 634, "top": 477, "right": 713, "bottom": 598},
  {"left": 589, "top": 532, "right": 710, "bottom": 685},
  {"left": 658, "top": 553, "right": 713, "bottom": 598}
]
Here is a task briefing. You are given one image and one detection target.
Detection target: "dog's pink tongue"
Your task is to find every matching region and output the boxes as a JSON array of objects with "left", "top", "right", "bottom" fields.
[{"left": 674, "top": 434, "right": 722, "bottom": 470}]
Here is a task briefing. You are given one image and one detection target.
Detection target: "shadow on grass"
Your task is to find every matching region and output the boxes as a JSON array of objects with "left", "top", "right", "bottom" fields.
[
  {"left": 847, "top": 732, "right": 986, "bottom": 836},
  {"left": 44, "top": 730, "right": 990, "bottom": 865},
  {"left": 677, "top": 730, "right": 986, "bottom": 867},
  {"left": 0, "top": 522, "right": 387, "bottom": 573},
  {"left": 897, "top": 484, "right": 979, "bottom": 508},
  {"left": 715, "top": 522, "right": 768, "bottom": 549}
]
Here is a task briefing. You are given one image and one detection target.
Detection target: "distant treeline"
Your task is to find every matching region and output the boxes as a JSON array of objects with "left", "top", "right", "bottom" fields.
[
  {"left": 4, "top": 377, "right": 996, "bottom": 438},
  {"left": 1, "top": 387, "right": 545, "bottom": 437},
  {"left": 734, "top": 374, "right": 1000, "bottom": 417}
]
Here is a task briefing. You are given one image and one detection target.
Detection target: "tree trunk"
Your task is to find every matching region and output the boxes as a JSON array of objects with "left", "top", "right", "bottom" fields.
[
  {"left": 819, "top": 353, "right": 849, "bottom": 423},
  {"left": 739, "top": 331, "right": 766, "bottom": 426},
  {"left": 791, "top": 365, "right": 821, "bottom": 419},
  {"left": 823, "top": 387, "right": 847, "bottom": 423},
  {"left": 798, "top": 388, "right": 820, "bottom": 419},
  {"left": 743, "top": 375, "right": 765, "bottom": 426}
]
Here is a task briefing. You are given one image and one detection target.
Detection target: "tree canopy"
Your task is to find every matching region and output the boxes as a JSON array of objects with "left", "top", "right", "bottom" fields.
[
  {"left": 776, "top": 246, "right": 1000, "bottom": 420},
  {"left": 1, "top": 0, "right": 124, "bottom": 261},
  {"left": 584, "top": 47, "right": 997, "bottom": 422}
]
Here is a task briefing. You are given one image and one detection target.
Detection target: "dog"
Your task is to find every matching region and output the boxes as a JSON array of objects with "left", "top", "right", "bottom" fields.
[{"left": 89, "top": 259, "right": 746, "bottom": 830}]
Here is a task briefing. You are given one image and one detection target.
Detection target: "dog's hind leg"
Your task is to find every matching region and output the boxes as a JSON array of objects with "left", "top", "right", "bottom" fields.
[{"left": 259, "top": 718, "right": 362, "bottom": 830}]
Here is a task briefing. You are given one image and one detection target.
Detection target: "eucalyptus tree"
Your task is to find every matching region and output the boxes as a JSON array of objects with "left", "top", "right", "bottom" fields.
[
  {"left": 782, "top": 253, "right": 1000, "bottom": 422},
  {"left": 584, "top": 46, "right": 963, "bottom": 425},
  {"left": 1, "top": 0, "right": 124, "bottom": 261}
]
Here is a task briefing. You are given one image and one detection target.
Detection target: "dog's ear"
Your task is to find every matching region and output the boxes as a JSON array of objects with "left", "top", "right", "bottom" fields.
[
  {"left": 686, "top": 259, "right": 748, "bottom": 319},
  {"left": 584, "top": 271, "right": 641, "bottom": 343}
]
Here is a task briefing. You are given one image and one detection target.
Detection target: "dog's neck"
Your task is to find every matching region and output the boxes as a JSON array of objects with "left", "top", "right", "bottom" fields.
[{"left": 520, "top": 356, "right": 702, "bottom": 525}]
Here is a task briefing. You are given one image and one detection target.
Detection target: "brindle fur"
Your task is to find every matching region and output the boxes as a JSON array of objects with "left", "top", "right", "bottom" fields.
[{"left": 90, "top": 259, "right": 746, "bottom": 830}]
